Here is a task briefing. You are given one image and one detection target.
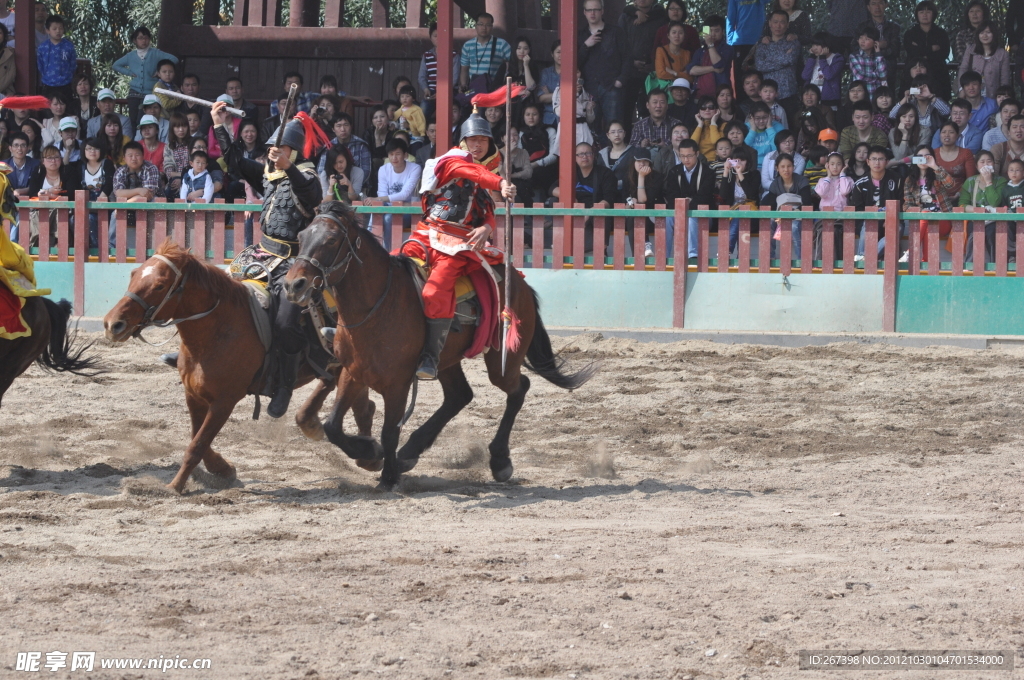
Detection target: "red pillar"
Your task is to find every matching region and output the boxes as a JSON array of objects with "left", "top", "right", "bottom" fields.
[
  {"left": 13, "top": 0, "right": 35, "bottom": 94},
  {"left": 557, "top": 0, "right": 577, "bottom": 209},
  {"left": 436, "top": 0, "right": 454, "bottom": 153}
]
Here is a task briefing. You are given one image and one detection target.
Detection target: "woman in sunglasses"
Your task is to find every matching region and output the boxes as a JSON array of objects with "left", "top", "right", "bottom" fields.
[{"left": 691, "top": 95, "right": 722, "bottom": 162}]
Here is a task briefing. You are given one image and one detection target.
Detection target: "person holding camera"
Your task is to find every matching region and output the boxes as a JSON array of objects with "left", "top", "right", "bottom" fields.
[
  {"left": 904, "top": 145, "right": 957, "bottom": 263},
  {"left": 320, "top": 144, "right": 364, "bottom": 204}
]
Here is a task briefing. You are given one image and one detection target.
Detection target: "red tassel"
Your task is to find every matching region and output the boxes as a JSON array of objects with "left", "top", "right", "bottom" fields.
[
  {"left": 502, "top": 307, "right": 521, "bottom": 354},
  {"left": 0, "top": 96, "right": 52, "bottom": 111},
  {"left": 471, "top": 85, "right": 528, "bottom": 110},
  {"left": 292, "top": 112, "right": 332, "bottom": 159}
]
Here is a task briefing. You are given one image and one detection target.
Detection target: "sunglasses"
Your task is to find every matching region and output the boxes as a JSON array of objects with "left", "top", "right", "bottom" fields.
[{"left": 700, "top": 105, "right": 717, "bottom": 111}]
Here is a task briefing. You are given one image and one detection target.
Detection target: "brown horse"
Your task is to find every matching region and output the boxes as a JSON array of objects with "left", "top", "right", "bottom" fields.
[
  {"left": 0, "top": 296, "right": 98, "bottom": 408},
  {"left": 282, "top": 202, "right": 597, "bottom": 490},
  {"left": 103, "top": 241, "right": 375, "bottom": 494}
]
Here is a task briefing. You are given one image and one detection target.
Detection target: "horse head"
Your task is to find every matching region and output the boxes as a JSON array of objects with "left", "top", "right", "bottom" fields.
[
  {"left": 284, "top": 201, "right": 366, "bottom": 306},
  {"left": 103, "top": 242, "right": 195, "bottom": 342}
]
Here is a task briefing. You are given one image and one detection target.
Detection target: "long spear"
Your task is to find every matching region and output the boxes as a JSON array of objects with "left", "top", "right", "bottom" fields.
[
  {"left": 501, "top": 76, "right": 514, "bottom": 376},
  {"left": 153, "top": 87, "right": 247, "bottom": 118}
]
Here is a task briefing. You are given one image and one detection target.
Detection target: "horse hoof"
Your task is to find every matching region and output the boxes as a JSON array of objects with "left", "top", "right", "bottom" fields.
[
  {"left": 375, "top": 479, "right": 396, "bottom": 492},
  {"left": 395, "top": 455, "right": 419, "bottom": 474},
  {"left": 491, "top": 460, "right": 514, "bottom": 483},
  {"left": 298, "top": 419, "right": 326, "bottom": 441},
  {"left": 356, "top": 458, "right": 384, "bottom": 472}
]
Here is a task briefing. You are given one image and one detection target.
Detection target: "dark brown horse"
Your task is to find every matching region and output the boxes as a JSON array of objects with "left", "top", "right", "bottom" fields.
[
  {"left": 0, "top": 296, "right": 98, "bottom": 408},
  {"left": 103, "top": 241, "right": 375, "bottom": 494},
  {"left": 283, "top": 202, "right": 597, "bottom": 490}
]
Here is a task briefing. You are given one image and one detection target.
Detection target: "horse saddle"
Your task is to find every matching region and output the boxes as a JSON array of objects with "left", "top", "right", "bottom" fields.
[
  {"left": 242, "top": 280, "right": 273, "bottom": 352},
  {"left": 402, "top": 257, "right": 485, "bottom": 332}
]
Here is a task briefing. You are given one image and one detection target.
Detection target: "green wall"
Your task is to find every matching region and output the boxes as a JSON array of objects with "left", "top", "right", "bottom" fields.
[
  {"left": 33, "top": 262, "right": 74, "bottom": 304},
  {"left": 525, "top": 270, "right": 675, "bottom": 328},
  {"left": 896, "top": 276, "right": 1024, "bottom": 335},
  {"left": 684, "top": 273, "right": 884, "bottom": 332},
  {"left": 84, "top": 263, "right": 137, "bottom": 317}
]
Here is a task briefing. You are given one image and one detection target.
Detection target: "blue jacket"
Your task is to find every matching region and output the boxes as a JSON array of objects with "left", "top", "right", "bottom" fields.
[
  {"left": 112, "top": 48, "right": 179, "bottom": 96},
  {"left": 728, "top": 0, "right": 769, "bottom": 46},
  {"left": 931, "top": 126, "right": 983, "bottom": 154},
  {"left": 36, "top": 38, "right": 77, "bottom": 87}
]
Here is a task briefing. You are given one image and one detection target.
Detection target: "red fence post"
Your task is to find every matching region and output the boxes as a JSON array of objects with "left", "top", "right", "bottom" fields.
[
  {"left": 672, "top": 198, "right": 687, "bottom": 328},
  {"left": 74, "top": 190, "right": 87, "bottom": 316},
  {"left": 882, "top": 199, "right": 898, "bottom": 333}
]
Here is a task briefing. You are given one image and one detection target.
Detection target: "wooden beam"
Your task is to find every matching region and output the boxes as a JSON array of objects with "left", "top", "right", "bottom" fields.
[
  {"left": 246, "top": 0, "right": 266, "bottom": 26},
  {"left": 233, "top": 0, "right": 250, "bottom": 25},
  {"left": 405, "top": 0, "right": 425, "bottom": 28},
  {"left": 436, "top": 0, "right": 454, "bottom": 152},
  {"left": 14, "top": 0, "right": 36, "bottom": 93},
  {"left": 557, "top": 0, "right": 577, "bottom": 210},
  {"left": 203, "top": 0, "right": 221, "bottom": 25},
  {"left": 372, "top": 0, "right": 390, "bottom": 28},
  {"left": 324, "top": 0, "right": 345, "bottom": 27}
]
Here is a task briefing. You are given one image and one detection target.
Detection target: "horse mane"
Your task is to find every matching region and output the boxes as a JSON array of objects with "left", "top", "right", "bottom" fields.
[
  {"left": 154, "top": 240, "right": 251, "bottom": 307},
  {"left": 316, "top": 201, "right": 392, "bottom": 260}
]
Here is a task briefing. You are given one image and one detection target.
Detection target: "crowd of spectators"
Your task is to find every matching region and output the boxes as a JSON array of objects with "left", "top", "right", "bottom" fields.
[{"left": 2, "top": 0, "right": 1024, "bottom": 260}]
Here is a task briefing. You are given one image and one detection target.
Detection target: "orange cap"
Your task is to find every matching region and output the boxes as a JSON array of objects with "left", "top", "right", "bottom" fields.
[{"left": 818, "top": 128, "right": 839, "bottom": 142}]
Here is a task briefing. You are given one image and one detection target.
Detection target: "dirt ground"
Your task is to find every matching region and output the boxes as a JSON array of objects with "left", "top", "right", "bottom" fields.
[{"left": 1, "top": 331, "right": 1023, "bottom": 680}]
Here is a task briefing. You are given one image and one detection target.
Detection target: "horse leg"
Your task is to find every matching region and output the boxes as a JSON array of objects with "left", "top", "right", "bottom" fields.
[
  {"left": 352, "top": 385, "right": 376, "bottom": 437},
  {"left": 295, "top": 377, "right": 335, "bottom": 441},
  {"left": 323, "top": 374, "right": 384, "bottom": 464},
  {"left": 396, "top": 363, "right": 473, "bottom": 473},
  {"left": 378, "top": 384, "right": 415, "bottom": 491},
  {"left": 483, "top": 351, "right": 531, "bottom": 483},
  {"left": 168, "top": 395, "right": 235, "bottom": 494}
]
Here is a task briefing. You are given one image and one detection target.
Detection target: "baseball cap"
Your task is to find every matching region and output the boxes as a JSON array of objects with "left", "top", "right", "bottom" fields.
[
  {"left": 776, "top": 193, "right": 803, "bottom": 209},
  {"left": 632, "top": 147, "right": 652, "bottom": 161},
  {"left": 97, "top": 88, "right": 116, "bottom": 101},
  {"left": 58, "top": 116, "right": 78, "bottom": 131},
  {"left": 216, "top": 94, "right": 235, "bottom": 105},
  {"left": 139, "top": 114, "right": 160, "bottom": 128},
  {"left": 142, "top": 94, "right": 161, "bottom": 107},
  {"left": 669, "top": 78, "right": 691, "bottom": 90},
  {"left": 818, "top": 128, "right": 839, "bottom": 142}
]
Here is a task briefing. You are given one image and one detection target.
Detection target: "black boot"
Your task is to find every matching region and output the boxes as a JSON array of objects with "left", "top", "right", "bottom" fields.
[
  {"left": 416, "top": 317, "right": 452, "bottom": 380},
  {"left": 159, "top": 352, "right": 178, "bottom": 368},
  {"left": 267, "top": 351, "right": 302, "bottom": 418}
]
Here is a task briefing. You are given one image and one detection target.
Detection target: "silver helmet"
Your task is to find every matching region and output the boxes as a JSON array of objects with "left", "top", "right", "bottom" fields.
[{"left": 459, "top": 108, "right": 492, "bottom": 141}]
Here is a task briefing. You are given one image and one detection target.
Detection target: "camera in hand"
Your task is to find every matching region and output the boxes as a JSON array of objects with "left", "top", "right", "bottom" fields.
[
  {"left": 911, "top": 156, "right": 927, "bottom": 164},
  {"left": 909, "top": 87, "right": 921, "bottom": 95}
]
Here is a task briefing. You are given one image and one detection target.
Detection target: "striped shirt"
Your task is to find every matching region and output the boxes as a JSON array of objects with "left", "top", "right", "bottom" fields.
[{"left": 460, "top": 36, "right": 512, "bottom": 77}]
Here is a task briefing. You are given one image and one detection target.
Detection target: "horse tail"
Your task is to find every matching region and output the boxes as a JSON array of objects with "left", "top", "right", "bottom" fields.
[
  {"left": 37, "top": 298, "right": 101, "bottom": 375},
  {"left": 523, "top": 289, "right": 599, "bottom": 390}
]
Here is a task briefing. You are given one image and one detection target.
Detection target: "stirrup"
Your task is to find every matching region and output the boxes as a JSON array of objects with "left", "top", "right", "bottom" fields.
[
  {"left": 159, "top": 352, "right": 179, "bottom": 368},
  {"left": 416, "top": 356, "right": 439, "bottom": 380}
]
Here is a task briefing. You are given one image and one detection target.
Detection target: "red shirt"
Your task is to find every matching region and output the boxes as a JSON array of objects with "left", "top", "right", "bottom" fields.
[{"left": 143, "top": 141, "right": 166, "bottom": 175}]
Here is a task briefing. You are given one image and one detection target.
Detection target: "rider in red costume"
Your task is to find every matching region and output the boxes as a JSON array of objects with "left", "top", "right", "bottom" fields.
[{"left": 400, "top": 106, "right": 517, "bottom": 380}]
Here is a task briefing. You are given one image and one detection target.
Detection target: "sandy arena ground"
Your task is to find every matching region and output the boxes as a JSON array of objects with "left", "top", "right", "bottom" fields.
[{"left": 1, "top": 331, "right": 1023, "bottom": 679}]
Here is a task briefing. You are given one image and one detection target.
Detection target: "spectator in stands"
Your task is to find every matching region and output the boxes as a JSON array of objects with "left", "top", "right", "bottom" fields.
[
  {"left": 737, "top": 71, "right": 762, "bottom": 114},
  {"left": 933, "top": 121, "right": 976, "bottom": 196},
  {"left": 188, "top": 136, "right": 223, "bottom": 196},
  {"left": 97, "top": 114, "right": 129, "bottom": 165},
  {"left": 320, "top": 74, "right": 363, "bottom": 119},
  {"left": 761, "top": 152, "right": 814, "bottom": 259},
  {"left": 891, "top": 75, "right": 946, "bottom": 141},
  {"left": 206, "top": 94, "right": 240, "bottom": 161},
  {"left": 7, "top": 133, "right": 38, "bottom": 198},
  {"left": 500, "top": 126, "right": 532, "bottom": 204},
  {"left": 761, "top": 129, "right": 805, "bottom": 191},
  {"left": 186, "top": 112, "right": 202, "bottom": 139},
  {"left": 509, "top": 37, "right": 540, "bottom": 103},
  {"left": 225, "top": 77, "right": 258, "bottom": 122},
  {"left": 752, "top": 10, "right": 800, "bottom": 120},
  {"left": 109, "top": 141, "right": 158, "bottom": 244},
  {"left": 815, "top": 152, "right": 854, "bottom": 213},
  {"left": 32, "top": 0, "right": 46, "bottom": 47},
  {"left": 710, "top": 137, "right": 731, "bottom": 180},
  {"left": 889, "top": 104, "right": 923, "bottom": 164},
  {"left": 958, "top": 71, "right": 997, "bottom": 133},
  {"left": 957, "top": 22, "right": 1008, "bottom": 97},
  {"left": 852, "top": 0, "right": 901, "bottom": 86},
  {"left": 719, "top": 147, "right": 761, "bottom": 254},
  {"left": 137, "top": 115, "right": 165, "bottom": 177},
  {"left": 374, "top": 138, "right": 421, "bottom": 243},
  {"left": 68, "top": 74, "right": 98, "bottom": 127},
  {"left": 723, "top": 120, "right": 751, "bottom": 159},
  {"left": 654, "top": 0, "right": 700, "bottom": 55},
  {"left": 836, "top": 80, "right": 868, "bottom": 132},
  {"left": 849, "top": 26, "right": 888, "bottom": 99},
  {"left": 727, "top": 0, "right": 770, "bottom": 93},
  {"left": 664, "top": 138, "right": 716, "bottom": 258},
  {"left": 744, "top": 102, "right": 782, "bottom": 169},
  {"left": 930, "top": 99, "right": 982, "bottom": 153},
  {"left": 459, "top": 12, "right": 511, "bottom": 92},
  {"left": 179, "top": 74, "right": 209, "bottom": 132},
  {"left": 163, "top": 112, "right": 190, "bottom": 198},
  {"left": 53, "top": 117, "right": 81, "bottom": 165},
  {"left": 691, "top": 97, "right": 721, "bottom": 161},
  {"left": 26, "top": 145, "right": 80, "bottom": 245},
  {"left": 414, "top": 120, "right": 437, "bottom": 167},
  {"left": 394, "top": 85, "right": 426, "bottom": 146},
  {"left": 953, "top": 0, "right": 990, "bottom": 63},
  {"left": 903, "top": 1, "right": 951, "bottom": 100},
  {"left": 845, "top": 141, "right": 870, "bottom": 182},
  {"left": 578, "top": 0, "right": 628, "bottom": 131},
  {"left": 151, "top": 60, "right": 180, "bottom": 116},
  {"left": 653, "top": 122, "right": 689, "bottom": 174},
  {"left": 851, "top": 145, "right": 903, "bottom": 259},
  {"left": 327, "top": 113, "right": 371, "bottom": 181},
  {"left": 619, "top": 0, "right": 668, "bottom": 121},
  {"left": 20, "top": 118, "right": 41, "bottom": 158},
  {"left": 762, "top": 0, "right": 811, "bottom": 45},
  {"left": 960, "top": 149, "right": 1007, "bottom": 262},
  {"left": 537, "top": 40, "right": 562, "bottom": 126},
  {"left": 321, "top": 144, "right": 364, "bottom": 203},
  {"left": 37, "top": 14, "right": 76, "bottom": 102},
  {"left": 840, "top": 101, "right": 888, "bottom": 161},
  {"left": 40, "top": 93, "right": 66, "bottom": 148},
  {"left": 803, "top": 33, "right": 843, "bottom": 109},
  {"left": 871, "top": 87, "right": 895, "bottom": 134},
  {"left": 520, "top": 104, "right": 557, "bottom": 202},
  {"left": 991, "top": 115, "right": 1024, "bottom": 177},
  {"left": 904, "top": 146, "right": 957, "bottom": 261},
  {"left": 135, "top": 95, "right": 170, "bottom": 143},
  {"left": 364, "top": 105, "right": 394, "bottom": 162},
  {"left": 551, "top": 142, "right": 618, "bottom": 208},
  {"left": 180, "top": 150, "right": 214, "bottom": 203},
  {"left": 262, "top": 92, "right": 290, "bottom": 142},
  {"left": 311, "top": 94, "right": 338, "bottom": 137},
  {"left": 0, "top": 0, "right": 13, "bottom": 51},
  {"left": 716, "top": 84, "right": 741, "bottom": 125},
  {"left": 79, "top": 138, "right": 114, "bottom": 244},
  {"left": 795, "top": 106, "right": 829, "bottom": 154},
  {"left": 759, "top": 79, "right": 786, "bottom": 130},
  {"left": 551, "top": 72, "right": 596, "bottom": 147},
  {"left": 1004, "top": 160, "right": 1024, "bottom": 213},
  {"left": 666, "top": 78, "right": 696, "bottom": 128},
  {"left": 598, "top": 119, "right": 634, "bottom": 190},
  {"left": 631, "top": 89, "right": 681, "bottom": 151},
  {"left": 623, "top": 148, "right": 665, "bottom": 257},
  {"left": 86, "top": 89, "right": 131, "bottom": 140},
  {"left": 417, "top": 23, "right": 460, "bottom": 121},
  {"left": 983, "top": 99, "right": 1020, "bottom": 151},
  {"left": 655, "top": 22, "right": 692, "bottom": 83},
  {"left": 112, "top": 27, "right": 177, "bottom": 128},
  {"left": 686, "top": 15, "right": 733, "bottom": 100}
]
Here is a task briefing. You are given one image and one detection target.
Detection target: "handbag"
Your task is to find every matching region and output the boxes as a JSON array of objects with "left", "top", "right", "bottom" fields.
[{"left": 645, "top": 47, "right": 676, "bottom": 94}]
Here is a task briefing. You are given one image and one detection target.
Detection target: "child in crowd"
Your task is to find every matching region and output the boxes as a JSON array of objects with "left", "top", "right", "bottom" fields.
[
  {"left": 111, "top": 26, "right": 177, "bottom": 127},
  {"left": 803, "top": 32, "right": 844, "bottom": 109},
  {"left": 802, "top": 145, "right": 829, "bottom": 188},
  {"left": 394, "top": 85, "right": 426, "bottom": 145},
  {"left": 818, "top": 128, "right": 839, "bottom": 154},
  {"left": 744, "top": 102, "right": 783, "bottom": 169},
  {"left": 383, "top": 100, "right": 400, "bottom": 130},
  {"left": 153, "top": 59, "right": 181, "bottom": 115},
  {"left": 186, "top": 111, "right": 202, "bottom": 139},
  {"left": 1004, "top": 159, "right": 1024, "bottom": 210},
  {"left": 871, "top": 87, "right": 894, "bottom": 135},
  {"left": 181, "top": 150, "right": 214, "bottom": 203},
  {"left": 711, "top": 137, "right": 731, "bottom": 181},
  {"left": 37, "top": 14, "right": 76, "bottom": 101},
  {"left": 135, "top": 94, "right": 169, "bottom": 142},
  {"left": 849, "top": 27, "right": 887, "bottom": 98},
  {"left": 760, "top": 79, "right": 786, "bottom": 130},
  {"left": 845, "top": 142, "right": 871, "bottom": 182},
  {"left": 813, "top": 151, "right": 854, "bottom": 260}
]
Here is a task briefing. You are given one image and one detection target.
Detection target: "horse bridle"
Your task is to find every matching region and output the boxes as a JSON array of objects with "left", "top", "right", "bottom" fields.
[
  {"left": 123, "top": 254, "right": 220, "bottom": 341},
  {"left": 293, "top": 213, "right": 391, "bottom": 330}
]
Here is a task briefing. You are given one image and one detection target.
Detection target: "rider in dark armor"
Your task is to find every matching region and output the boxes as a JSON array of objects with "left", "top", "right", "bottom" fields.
[{"left": 161, "top": 100, "right": 327, "bottom": 418}]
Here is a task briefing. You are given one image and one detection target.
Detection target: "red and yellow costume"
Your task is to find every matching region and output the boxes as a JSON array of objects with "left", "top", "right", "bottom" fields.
[{"left": 399, "top": 148, "right": 504, "bottom": 319}]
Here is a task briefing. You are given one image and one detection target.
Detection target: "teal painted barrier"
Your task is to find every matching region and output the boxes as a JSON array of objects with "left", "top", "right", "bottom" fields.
[
  {"left": 525, "top": 270, "right": 674, "bottom": 328},
  {"left": 896, "top": 276, "right": 1024, "bottom": 335},
  {"left": 84, "top": 263, "right": 138, "bottom": 318},
  {"left": 684, "top": 273, "right": 884, "bottom": 333},
  {"left": 33, "top": 262, "right": 74, "bottom": 304}
]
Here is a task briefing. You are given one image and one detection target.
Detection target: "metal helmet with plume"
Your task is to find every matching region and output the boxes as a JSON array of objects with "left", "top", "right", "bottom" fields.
[{"left": 459, "top": 84, "right": 528, "bottom": 142}]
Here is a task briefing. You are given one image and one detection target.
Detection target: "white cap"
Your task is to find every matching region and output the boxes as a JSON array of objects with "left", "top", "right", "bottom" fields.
[
  {"left": 97, "top": 88, "right": 116, "bottom": 101},
  {"left": 58, "top": 116, "right": 78, "bottom": 130},
  {"left": 142, "top": 94, "right": 160, "bottom": 106},
  {"left": 669, "top": 78, "right": 691, "bottom": 90},
  {"left": 216, "top": 94, "right": 235, "bottom": 105},
  {"left": 776, "top": 193, "right": 803, "bottom": 208},
  {"left": 138, "top": 114, "right": 160, "bottom": 128}
]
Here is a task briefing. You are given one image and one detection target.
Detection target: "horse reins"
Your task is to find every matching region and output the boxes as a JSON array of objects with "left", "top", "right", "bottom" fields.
[
  {"left": 294, "top": 214, "right": 392, "bottom": 330},
  {"left": 123, "top": 254, "right": 220, "bottom": 342}
]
